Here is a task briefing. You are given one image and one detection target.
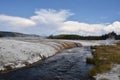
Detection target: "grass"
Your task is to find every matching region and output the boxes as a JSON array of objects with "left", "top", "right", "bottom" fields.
[
  {"left": 100, "top": 78, "right": 109, "bottom": 80},
  {"left": 87, "top": 42, "right": 120, "bottom": 76}
]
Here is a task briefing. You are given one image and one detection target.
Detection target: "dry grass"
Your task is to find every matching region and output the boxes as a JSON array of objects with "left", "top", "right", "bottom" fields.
[
  {"left": 87, "top": 41, "right": 120, "bottom": 76},
  {"left": 100, "top": 78, "right": 109, "bottom": 80}
]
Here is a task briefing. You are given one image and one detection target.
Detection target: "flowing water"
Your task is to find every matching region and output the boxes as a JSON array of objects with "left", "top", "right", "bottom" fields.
[{"left": 0, "top": 47, "right": 95, "bottom": 80}]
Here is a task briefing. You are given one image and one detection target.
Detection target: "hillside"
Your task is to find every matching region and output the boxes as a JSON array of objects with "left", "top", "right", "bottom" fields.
[
  {"left": 0, "top": 31, "right": 39, "bottom": 37},
  {"left": 48, "top": 32, "right": 120, "bottom": 40}
]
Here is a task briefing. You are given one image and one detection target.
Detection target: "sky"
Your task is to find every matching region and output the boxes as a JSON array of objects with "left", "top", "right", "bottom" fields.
[{"left": 0, "top": 0, "right": 120, "bottom": 36}]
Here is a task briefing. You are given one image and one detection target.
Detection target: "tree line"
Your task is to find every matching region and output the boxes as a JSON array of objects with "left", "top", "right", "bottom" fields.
[{"left": 48, "top": 32, "right": 120, "bottom": 40}]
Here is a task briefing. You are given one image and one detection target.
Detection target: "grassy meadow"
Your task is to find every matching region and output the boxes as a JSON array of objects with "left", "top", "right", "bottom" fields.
[{"left": 87, "top": 41, "right": 120, "bottom": 76}]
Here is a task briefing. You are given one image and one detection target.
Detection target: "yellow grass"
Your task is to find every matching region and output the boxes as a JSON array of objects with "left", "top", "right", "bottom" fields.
[{"left": 88, "top": 41, "right": 120, "bottom": 76}]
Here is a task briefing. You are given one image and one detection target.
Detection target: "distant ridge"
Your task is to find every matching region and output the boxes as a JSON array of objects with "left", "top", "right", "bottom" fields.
[
  {"left": 48, "top": 32, "right": 120, "bottom": 40},
  {"left": 0, "top": 31, "right": 40, "bottom": 37}
]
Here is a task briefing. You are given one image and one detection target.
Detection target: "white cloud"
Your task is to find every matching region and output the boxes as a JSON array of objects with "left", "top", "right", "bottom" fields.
[
  {"left": 104, "top": 21, "right": 120, "bottom": 33},
  {"left": 0, "top": 15, "right": 36, "bottom": 28},
  {"left": 31, "top": 9, "right": 73, "bottom": 26},
  {"left": 59, "top": 21, "right": 120, "bottom": 35},
  {"left": 0, "top": 9, "right": 120, "bottom": 35},
  {"left": 59, "top": 21, "right": 106, "bottom": 35}
]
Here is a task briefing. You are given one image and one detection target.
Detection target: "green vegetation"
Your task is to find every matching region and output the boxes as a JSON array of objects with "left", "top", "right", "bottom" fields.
[
  {"left": 87, "top": 42, "right": 120, "bottom": 76},
  {"left": 48, "top": 32, "right": 120, "bottom": 40},
  {"left": 100, "top": 78, "right": 109, "bottom": 80},
  {"left": 48, "top": 34, "right": 108, "bottom": 40}
]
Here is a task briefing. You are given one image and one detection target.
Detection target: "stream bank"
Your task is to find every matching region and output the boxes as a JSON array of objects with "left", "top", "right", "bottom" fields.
[{"left": 0, "top": 47, "right": 94, "bottom": 80}]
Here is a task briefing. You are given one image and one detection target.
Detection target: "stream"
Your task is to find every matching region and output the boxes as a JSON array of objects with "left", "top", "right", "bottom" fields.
[{"left": 0, "top": 46, "right": 95, "bottom": 80}]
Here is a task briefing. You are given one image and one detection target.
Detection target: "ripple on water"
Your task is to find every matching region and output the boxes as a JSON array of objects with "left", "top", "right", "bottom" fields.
[{"left": 0, "top": 47, "right": 95, "bottom": 80}]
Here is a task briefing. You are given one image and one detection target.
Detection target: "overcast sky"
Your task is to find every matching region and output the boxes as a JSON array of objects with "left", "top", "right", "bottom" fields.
[{"left": 0, "top": 0, "right": 120, "bottom": 36}]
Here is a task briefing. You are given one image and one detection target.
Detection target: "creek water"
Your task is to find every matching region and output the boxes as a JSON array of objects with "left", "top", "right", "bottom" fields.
[{"left": 0, "top": 47, "right": 95, "bottom": 80}]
